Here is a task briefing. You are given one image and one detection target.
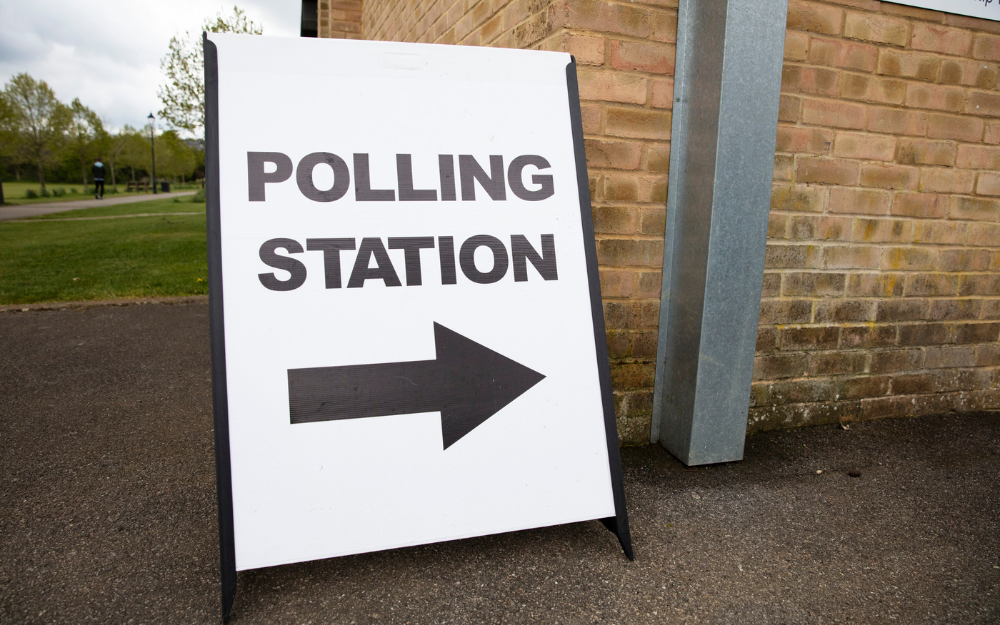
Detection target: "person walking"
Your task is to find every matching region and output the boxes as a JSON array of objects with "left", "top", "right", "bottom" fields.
[{"left": 92, "top": 159, "right": 107, "bottom": 199}]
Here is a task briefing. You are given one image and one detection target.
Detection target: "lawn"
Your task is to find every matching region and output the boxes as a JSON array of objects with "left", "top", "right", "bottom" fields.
[{"left": 0, "top": 203, "right": 208, "bottom": 305}]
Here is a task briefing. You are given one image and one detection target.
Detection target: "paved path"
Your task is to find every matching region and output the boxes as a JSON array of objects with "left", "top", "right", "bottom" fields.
[
  {"left": 0, "top": 301, "right": 998, "bottom": 624},
  {"left": 0, "top": 191, "right": 196, "bottom": 221},
  {"left": 6, "top": 212, "right": 202, "bottom": 223}
]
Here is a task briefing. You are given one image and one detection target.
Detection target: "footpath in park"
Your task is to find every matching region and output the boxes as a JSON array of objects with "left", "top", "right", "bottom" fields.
[
  {"left": 0, "top": 191, "right": 197, "bottom": 221},
  {"left": 0, "top": 300, "right": 997, "bottom": 624}
]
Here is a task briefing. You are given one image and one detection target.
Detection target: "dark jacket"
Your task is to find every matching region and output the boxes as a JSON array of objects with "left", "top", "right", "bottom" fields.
[{"left": 92, "top": 162, "right": 106, "bottom": 181}]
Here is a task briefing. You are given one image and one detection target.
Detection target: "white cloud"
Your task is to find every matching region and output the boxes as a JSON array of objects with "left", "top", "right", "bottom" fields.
[{"left": 0, "top": 0, "right": 301, "bottom": 135}]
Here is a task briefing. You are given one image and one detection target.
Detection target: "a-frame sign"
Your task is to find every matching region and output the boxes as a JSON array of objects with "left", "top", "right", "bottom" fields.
[{"left": 205, "top": 33, "right": 632, "bottom": 620}]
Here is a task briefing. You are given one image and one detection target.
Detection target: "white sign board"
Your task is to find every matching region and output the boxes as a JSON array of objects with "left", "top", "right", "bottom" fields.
[
  {"left": 204, "top": 33, "right": 631, "bottom": 615},
  {"left": 884, "top": 0, "right": 1000, "bottom": 21}
]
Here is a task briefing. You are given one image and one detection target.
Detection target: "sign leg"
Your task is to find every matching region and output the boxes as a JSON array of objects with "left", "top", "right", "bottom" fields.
[{"left": 600, "top": 516, "right": 633, "bottom": 560}]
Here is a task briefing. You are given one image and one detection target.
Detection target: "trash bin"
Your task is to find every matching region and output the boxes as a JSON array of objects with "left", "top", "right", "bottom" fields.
[{"left": 161, "top": 181, "right": 171, "bottom": 193}]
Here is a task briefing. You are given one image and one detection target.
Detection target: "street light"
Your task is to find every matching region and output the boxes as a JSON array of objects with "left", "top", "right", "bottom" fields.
[{"left": 148, "top": 112, "right": 157, "bottom": 194}]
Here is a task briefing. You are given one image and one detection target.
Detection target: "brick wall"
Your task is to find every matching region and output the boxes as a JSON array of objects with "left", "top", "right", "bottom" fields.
[
  {"left": 318, "top": 0, "right": 363, "bottom": 39},
  {"left": 345, "top": 0, "right": 1000, "bottom": 444},
  {"left": 754, "top": 1, "right": 1000, "bottom": 435}
]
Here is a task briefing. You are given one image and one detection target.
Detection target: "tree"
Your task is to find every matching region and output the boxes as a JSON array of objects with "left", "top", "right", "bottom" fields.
[
  {"left": 0, "top": 91, "right": 21, "bottom": 205},
  {"left": 118, "top": 127, "right": 151, "bottom": 186},
  {"left": 157, "top": 6, "right": 262, "bottom": 135},
  {"left": 3, "top": 73, "right": 70, "bottom": 194},
  {"left": 155, "top": 130, "right": 197, "bottom": 182},
  {"left": 68, "top": 98, "right": 107, "bottom": 186},
  {"left": 107, "top": 126, "right": 139, "bottom": 190}
]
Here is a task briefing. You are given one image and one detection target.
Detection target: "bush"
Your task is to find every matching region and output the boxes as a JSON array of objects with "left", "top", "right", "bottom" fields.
[
  {"left": 192, "top": 188, "right": 206, "bottom": 203},
  {"left": 52, "top": 188, "right": 66, "bottom": 197},
  {"left": 40, "top": 189, "right": 50, "bottom": 198},
  {"left": 25, "top": 189, "right": 37, "bottom": 199},
  {"left": 69, "top": 188, "right": 78, "bottom": 194}
]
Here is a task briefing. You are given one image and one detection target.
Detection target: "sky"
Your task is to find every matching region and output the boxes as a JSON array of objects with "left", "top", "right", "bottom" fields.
[{"left": 0, "top": 0, "right": 301, "bottom": 136}]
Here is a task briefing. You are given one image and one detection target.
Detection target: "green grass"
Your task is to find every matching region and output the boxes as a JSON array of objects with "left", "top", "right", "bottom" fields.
[
  {"left": 27, "top": 195, "right": 203, "bottom": 220},
  {"left": 0, "top": 205, "right": 209, "bottom": 305}
]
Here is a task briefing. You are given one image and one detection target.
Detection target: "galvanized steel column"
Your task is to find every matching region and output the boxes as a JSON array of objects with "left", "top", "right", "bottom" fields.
[{"left": 650, "top": 0, "right": 789, "bottom": 465}]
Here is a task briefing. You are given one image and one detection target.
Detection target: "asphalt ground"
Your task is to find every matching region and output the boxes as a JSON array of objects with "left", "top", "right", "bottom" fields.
[{"left": 1, "top": 300, "right": 998, "bottom": 624}]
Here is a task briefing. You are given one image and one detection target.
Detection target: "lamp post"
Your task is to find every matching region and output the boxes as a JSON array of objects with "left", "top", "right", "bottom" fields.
[{"left": 148, "top": 112, "right": 157, "bottom": 194}]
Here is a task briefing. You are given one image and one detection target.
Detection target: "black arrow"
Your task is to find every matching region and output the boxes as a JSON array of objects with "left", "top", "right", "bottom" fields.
[{"left": 288, "top": 323, "right": 545, "bottom": 449}]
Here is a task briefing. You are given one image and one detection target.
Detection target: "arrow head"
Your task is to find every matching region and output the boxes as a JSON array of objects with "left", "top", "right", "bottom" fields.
[{"left": 433, "top": 323, "right": 545, "bottom": 449}]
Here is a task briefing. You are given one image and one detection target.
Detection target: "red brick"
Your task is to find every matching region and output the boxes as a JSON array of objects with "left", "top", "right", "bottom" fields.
[
  {"left": 605, "top": 108, "right": 671, "bottom": 140},
  {"left": 810, "top": 37, "right": 878, "bottom": 72},
  {"left": 599, "top": 269, "right": 636, "bottom": 298},
  {"left": 771, "top": 184, "right": 828, "bottom": 212},
  {"left": 824, "top": 245, "right": 881, "bottom": 269},
  {"left": 566, "top": 0, "right": 650, "bottom": 38},
  {"left": 774, "top": 154, "right": 795, "bottom": 181},
  {"left": 564, "top": 33, "right": 606, "bottom": 66},
  {"left": 859, "top": 163, "right": 919, "bottom": 190},
  {"left": 911, "top": 24, "right": 973, "bottom": 56},
  {"left": 650, "top": 10, "right": 678, "bottom": 44},
  {"left": 777, "top": 126, "right": 834, "bottom": 154},
  {"left": 844, "top": 12, "right": 908, "bottom": 47},
  {"left": 581, "top": 104, "right": 601, "bottom": 134},
  {"left": 949, "top": 196, "right": 1000, "bottom": 222},
  {"left": 867, "top": 106, "right": 927, "bottom": 136},
  {"left": 966, "top": 223, "right": 1000, "bottom": 246},
  {"left": 940, "top": 59, "right": 999, "bottom": 89},
  {"left": 911, "top": 220, "right": 967, "bottom": 245},
  {"left": 833, "top": 131, "right": 895, "bottom": 161},
  {"left": 839, "top": 74, "right": 906, "bottom": 104},
  {"left": 645, "top": 144, "right": 670, "bottom": 173},
  {"left": 754, "top": 353, "right": 809, "bottom": 381},
  {"left": 650, "top": 78, "right": 674, "bottom": 109},
  {"left": 814, "top": 300, "right": 877, "bottom": 323},
  {"left": 905, "top": 83, "right": 966, "bottom": 112},
  {"left": 796, "top": 157, "right": 861, "bottom": 185},
  {"left": 920, "top": 168, "right": 975, "bottom": 194},
  {"left": 985, "top": 122, "right": 1000, "bottom": 144},
  {"left": 596, "top": 238, "right": 664, "bottom": 267},
  {"left": 758, "top": 299, "right": 812, "bottom": 325},
  {"left": 787, "top": 0, "right": 843, "bottom": 36},
  {"left": 891, "top": 192, "right": 948, "bottom": 218},
  {"left": 927, "top": 113, "right": 984, "bottom": 142},
  {"left": 977, "top": 172, "right": 1000, "bottom": 197},
  {"left": 957, "top": 145, "right": 1000, "bottom": 170},
  {"left": 883, "top": 246, "right": 938, "bottom": 271},
  {"left": 973, "top": 34, "right": 1000, "bottom": 62},
  {"left": 877, "top": 50, "right": 940, "bottom": 82},
  {"left": 585, "top": 139, "right": 643, "bottom": 170},
  {"left": 829, "top": 186, "right": 891, "bottom": 215},
  {"left": 802, "top": 98, "right": 867, "bottom": 129},
  {"left": 905, "top": 274, "right": 959, "bottom": 297},
  {"left": 764, "top": 244, "right": 822, "bottom": 269},
  {"left": 608, "top": 39, "right": 674, "bottom": 73},
  {"left": 947, "top": 14, "right": 1000, "bottom": 36},
  {"left": 785, "top": 31, "right": 810, "bottom": 61},
  {"left": 779, "top": 94, "right": 802, "bottom": 123},
  {"left": 967, "top": 91, "right": 1000, "bottom": 117},
  {"left": 870, "top": 349, "right": 923, "bottom": 374},
  {"left": 577, "top": 69, "right": 647, "bottom": 104},
  {"left": 896, "top": 139, "right": 956, "bottom": 167},
  {"left": 781, "top": 272, "right": 847, "bottom": 297},
  {"left": 852, "top": 218, "right": 913, "bottom": 243},
  {"left": 782, "top": 65, "right": 840, "bottom": 96},
  {"left": 786, "top": 215, "right": 852, "bottom": 241}
]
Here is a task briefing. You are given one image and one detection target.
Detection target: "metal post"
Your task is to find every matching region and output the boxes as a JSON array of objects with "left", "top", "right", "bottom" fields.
[{"left": 650, "top": 0, "right": 789, "bottom": 465}]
